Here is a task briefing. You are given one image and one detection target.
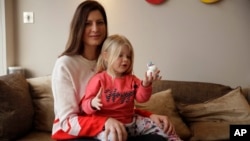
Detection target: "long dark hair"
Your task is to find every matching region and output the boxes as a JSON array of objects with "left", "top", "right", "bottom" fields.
[{"left": 59, "top": 0, "right": 108, "bottom": 57}]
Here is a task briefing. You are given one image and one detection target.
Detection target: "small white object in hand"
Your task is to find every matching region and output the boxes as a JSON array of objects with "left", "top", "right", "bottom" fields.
[{"left": 147, "top": 62, "right": 158, "bottom": 77}]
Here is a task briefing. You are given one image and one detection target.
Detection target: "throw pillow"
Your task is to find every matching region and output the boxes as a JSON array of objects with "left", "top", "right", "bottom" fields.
[
  {"left": 135, "top": 89, "right": 191, "bottom": 140},
  {"left": 177, "top": 87, "right": 250, "bottom": 140},
  {"left": 0, "top": 73, "right": 34, "bottom": 140},
  {"left": 27, "top": 75, "right": 54, "bottom": 132}
]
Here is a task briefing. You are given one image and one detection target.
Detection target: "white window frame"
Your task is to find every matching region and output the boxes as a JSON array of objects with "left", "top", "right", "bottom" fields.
[{"left": 0, "top": 0, "right": 7, "bottom": 75}]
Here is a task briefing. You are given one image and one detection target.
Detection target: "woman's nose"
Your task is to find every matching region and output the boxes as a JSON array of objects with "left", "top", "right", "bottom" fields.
[{"left": 91, "top": 23, "right": 98, "bottom": 32}]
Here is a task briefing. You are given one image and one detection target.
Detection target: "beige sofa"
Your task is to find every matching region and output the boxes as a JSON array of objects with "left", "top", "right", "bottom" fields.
[{"left": 0, "top": 73, "right": 249, "bottom": 141}]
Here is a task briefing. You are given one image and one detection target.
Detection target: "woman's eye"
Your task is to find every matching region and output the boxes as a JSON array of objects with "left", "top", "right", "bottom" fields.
[
  {"left": 97, "top": 21, "right": 104, "bottom": 25},
  {"left": 85, "top": 22, "right": 91, "bottom": 26}
]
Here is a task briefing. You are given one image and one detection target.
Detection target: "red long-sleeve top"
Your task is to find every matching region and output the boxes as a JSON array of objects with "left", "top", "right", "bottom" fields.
[{"left": 82, "top": 71, "right": 152, "bottom": 124}]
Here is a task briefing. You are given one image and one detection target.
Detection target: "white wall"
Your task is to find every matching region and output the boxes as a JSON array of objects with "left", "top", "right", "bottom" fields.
[
  {"left": 6, "top": 0, "right": 250, "bottom": 88},
  {"left": 0, "top": 0, "right": 6, "bottom": 75}
]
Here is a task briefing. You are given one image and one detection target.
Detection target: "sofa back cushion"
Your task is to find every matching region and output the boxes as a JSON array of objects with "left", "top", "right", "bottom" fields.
[
  {"left": 178, "top": 87, "right": 250, "bottom": 140},
  {"left": 152, "top": 80, "right": 233, "bottom": 104},
  {"left": 27, "top": 75, "right": 54, "bottom": 132},
  {"left": 178, "top": 87, "right": 250, "bottom": 122},
  {"left": 0, "top": 73, "right": 34, "bottom": 140}
]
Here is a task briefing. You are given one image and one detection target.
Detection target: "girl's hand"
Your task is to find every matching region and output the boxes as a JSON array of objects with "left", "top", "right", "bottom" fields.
[
  {"left": 91, "top": 88, "right": 103, "bottom": 110},
  {"left": 142, "top": 70, "right": 162, "bottom": 87}
]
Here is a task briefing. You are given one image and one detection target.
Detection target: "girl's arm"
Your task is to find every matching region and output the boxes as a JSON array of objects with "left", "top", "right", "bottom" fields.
[
  {"left": 133, "top": 75, "right": 152, "bottom": 103},
  {"left": 132, "top": 75, "right": 152, "bottom": 117},
  {"left": 81, "top": 76, "right": 102, "bottom": 114}
]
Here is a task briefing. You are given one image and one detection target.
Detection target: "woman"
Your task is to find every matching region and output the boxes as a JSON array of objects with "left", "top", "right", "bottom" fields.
[{"left": 51, "top": 1, "right": 174, "bottom": 141}]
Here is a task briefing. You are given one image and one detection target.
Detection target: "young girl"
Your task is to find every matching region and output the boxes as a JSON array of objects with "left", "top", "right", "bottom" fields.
[{"left": 81, "top": 34, "right": 182, "bottom": 141}]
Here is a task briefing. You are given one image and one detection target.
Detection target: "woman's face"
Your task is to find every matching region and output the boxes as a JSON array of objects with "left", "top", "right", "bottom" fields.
[{"left": 83, "top": 10, "right": 106, "bottom": 48}]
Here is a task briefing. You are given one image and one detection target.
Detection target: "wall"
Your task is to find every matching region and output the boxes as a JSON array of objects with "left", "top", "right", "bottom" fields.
[
  {"left": 5, "top": 0, "right": 15, "bottom": 67},
  {"left": 6, "top": 0, "right": 250, "bottom": 88},
  {"left": 1, "top": 0, "right": 15, "bottom": 75}
]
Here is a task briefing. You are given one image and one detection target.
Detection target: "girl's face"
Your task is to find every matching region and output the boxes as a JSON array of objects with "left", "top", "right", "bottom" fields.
[
  {"left": 112, "top": 45, "right": 131, "bottom": 77},
  {"left": 83, "top": 10, "right": 106, "bottom": 48}
]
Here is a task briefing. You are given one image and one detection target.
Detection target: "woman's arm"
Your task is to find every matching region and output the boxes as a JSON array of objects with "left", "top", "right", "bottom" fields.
[{"left": 51, "top": 58, "right": 107, "bottom": 139}]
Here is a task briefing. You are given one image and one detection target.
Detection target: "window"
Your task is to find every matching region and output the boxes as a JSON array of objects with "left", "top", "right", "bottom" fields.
[{"left": 0, "top": 0, "right": 7, "bottom": 75}]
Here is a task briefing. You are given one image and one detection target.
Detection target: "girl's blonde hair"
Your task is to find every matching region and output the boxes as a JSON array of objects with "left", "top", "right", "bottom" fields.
[{"left": 96, "top": 34, "right": 134, "bottom": 78}]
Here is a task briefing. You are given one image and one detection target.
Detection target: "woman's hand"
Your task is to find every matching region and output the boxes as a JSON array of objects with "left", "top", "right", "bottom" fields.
[
  {"left": 150, "top": 114, "right": 175, "bottom": 134},
  {"left": 104, "top": 117, "right": 127, "bottom": 141},
  {"left": 142, "top": 70, "right": 162, "bottom": 87}
]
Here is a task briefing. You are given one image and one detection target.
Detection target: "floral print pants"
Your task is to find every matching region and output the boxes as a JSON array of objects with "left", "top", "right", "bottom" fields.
[{"left": 96, "top": 114, "right": 182, "bottom": 141}]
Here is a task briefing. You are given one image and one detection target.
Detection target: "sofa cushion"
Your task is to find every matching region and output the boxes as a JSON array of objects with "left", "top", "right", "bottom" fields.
[
  {"left": 135, "top": 89, "right": 191, "bottom": 140},
  {"left": 27, "top": 75, "right": 54, "bottom": 132},
  {"left": 178, "top": 87, "right": 250, "bottom": 122},
  {"left": 152, "top": 80, "right": 233, "bottom": 104},
  {"left": 0, "top": 73, "right": 34, "bottom": 140},
  {"left": 177, "top": 87, "right": 250, "bottom": 140},
  {"left": 17, "top": 131, "right": 55, "bottom": 141},
  {"left": 189, "top": 121, "right": 229, "bottom": 141},
  {"left": 189, "top": 120, "right": 250, "bottom": 141}
]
